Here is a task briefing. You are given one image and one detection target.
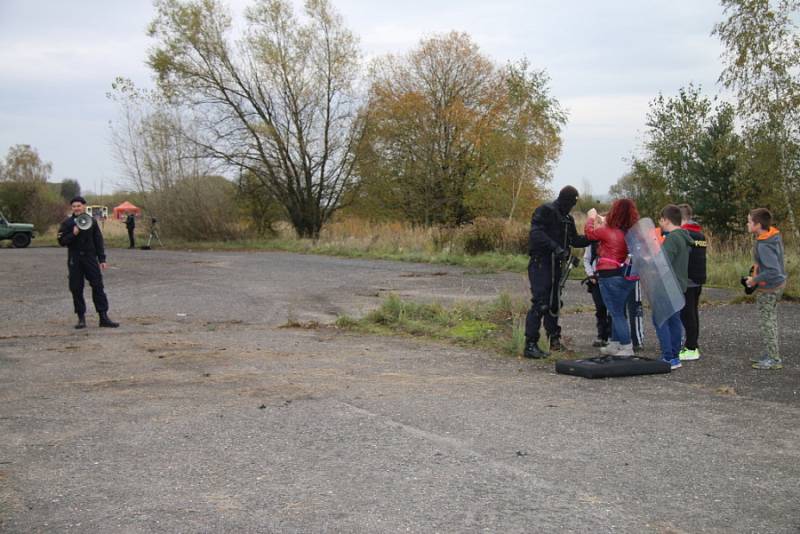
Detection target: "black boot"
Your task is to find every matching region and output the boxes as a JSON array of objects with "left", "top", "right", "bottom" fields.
[
  {"left": 74, "top": 314, "right": 86, "bottom": 330},
  {"left": 99, "top": 312, "right": 119, "bottom": 328},
  {"left": 523, "top": 339, "right": 549, "bottom": 359},
  {"left": 549, "top": 336, "right": 568, "bottom": 352}
]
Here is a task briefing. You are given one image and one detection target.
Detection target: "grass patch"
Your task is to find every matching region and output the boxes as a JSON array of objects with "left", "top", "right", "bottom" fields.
[
  {"left": 336, "top": 293, "right": 578, "bottom": 359},
  {"left": 446, "top": 319, "right": 497, "bottom": 341}
]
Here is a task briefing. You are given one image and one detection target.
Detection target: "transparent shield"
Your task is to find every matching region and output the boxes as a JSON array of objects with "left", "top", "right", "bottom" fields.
[{"left": 625, "top": 218, "right": 685, "bottom": 327}]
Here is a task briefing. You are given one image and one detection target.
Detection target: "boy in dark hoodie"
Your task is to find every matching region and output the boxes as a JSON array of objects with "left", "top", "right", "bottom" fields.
[
  {"left": 745, "top": 208, "right": 788, "bottom": 370},
  {"left": 656, "top": 204, "right": 693, "bottom": 369},
  {"left": 678, "top": 204, "right": 707, "bottom": 361}
]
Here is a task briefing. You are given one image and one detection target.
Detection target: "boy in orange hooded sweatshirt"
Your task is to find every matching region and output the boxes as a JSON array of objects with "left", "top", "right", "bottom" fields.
[{"left": 745, "top": 208, "right": 788, "bottom": 370}]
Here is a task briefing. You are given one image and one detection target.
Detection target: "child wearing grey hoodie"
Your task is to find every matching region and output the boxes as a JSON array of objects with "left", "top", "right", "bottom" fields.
[{"left": 745, "top": 208, "right": 788, "bottom": 370}]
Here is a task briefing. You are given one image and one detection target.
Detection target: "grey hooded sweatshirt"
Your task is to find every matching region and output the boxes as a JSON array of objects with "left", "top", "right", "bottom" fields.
[{"left": 753, "top": 227, "right": 787, "bottom": 290}]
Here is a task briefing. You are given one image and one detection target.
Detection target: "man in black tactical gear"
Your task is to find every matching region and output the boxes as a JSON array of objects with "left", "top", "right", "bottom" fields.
[
  {"left": 125, "top": 211, "right": 136, "bottom": 249},
  {"left": 524, "top": 186, "right": 590, "bottom": 358},
  {"left": 57, "top": 196, "right": 119, "bottom": 329}
]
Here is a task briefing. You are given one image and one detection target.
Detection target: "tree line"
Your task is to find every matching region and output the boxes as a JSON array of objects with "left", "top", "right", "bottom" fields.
[
  {"left": 109, "top": 0, "right": 565, "bottom": 239},
  {"left": 4, "top": 0, "right": 797, "bottom": 247},
  {"left": 611, "top": 0, "right": 800, "bottom": 246}
]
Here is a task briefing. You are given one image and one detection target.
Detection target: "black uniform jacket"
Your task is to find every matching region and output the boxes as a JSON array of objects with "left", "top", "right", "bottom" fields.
[
  {"left": 528, "top": 200, "right": 591, "bottom": 258},
  {"left": 682, "top": 222, "right": 707, "bottom": 285},
  {"left": 57, "top": 216, "right": 106, "bottom": 263}
]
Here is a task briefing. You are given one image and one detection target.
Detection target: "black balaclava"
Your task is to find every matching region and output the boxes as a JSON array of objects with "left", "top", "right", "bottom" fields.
[{"left": 556, "top": 186, "right": 579, "bottom": 215}]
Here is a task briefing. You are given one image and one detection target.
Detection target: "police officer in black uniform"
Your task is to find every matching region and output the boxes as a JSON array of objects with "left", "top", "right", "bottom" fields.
[
  {"left": 125, "top": 211, "right": 136, "bottom": 249},
  {"left": 524, "top": 186, "right": 590, "bottom": 358},
  {"left": 57, "top": 196, "right": 119, "bottom": 329}
]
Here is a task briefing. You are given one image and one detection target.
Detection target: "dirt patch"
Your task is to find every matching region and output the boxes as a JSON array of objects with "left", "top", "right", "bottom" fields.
[
  {"left": 138, "top": 340, "right": 204, "bottom": 353},
  {"left": 131, "top": 316, "right": 163, "bottom": 326},
  {"left": 399, "top": 271, "right": 449, "bottom": 278}
]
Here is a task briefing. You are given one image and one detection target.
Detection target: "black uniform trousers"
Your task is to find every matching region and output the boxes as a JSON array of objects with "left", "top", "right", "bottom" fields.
[
  {"left": 681, "top": 285, "right": 702, "bottom": 350},
  {"left": 589, "top": 281, "right": 612, "bottom": 340},
  {"left": 68, "top": 253, "right": 109, "bottom": 315},
  {"left": 525, "top": 255, "right": 561, "bottom": 343},
  {"left": 127, "top": 227, "right": 135, "bottom": 248}
]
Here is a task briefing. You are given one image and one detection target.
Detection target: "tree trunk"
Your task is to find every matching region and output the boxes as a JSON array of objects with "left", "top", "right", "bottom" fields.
[{"left": 777, "top": 135, "right": 800, "bottom": 248}]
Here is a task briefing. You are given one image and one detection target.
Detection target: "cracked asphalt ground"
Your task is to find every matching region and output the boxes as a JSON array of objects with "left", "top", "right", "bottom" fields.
[{"left": 1, "top": 248, "right": 798, "bottom": 533}]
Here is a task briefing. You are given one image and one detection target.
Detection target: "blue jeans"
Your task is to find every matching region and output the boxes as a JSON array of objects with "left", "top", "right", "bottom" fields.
[
  {"left": 654, "top": 310, "right": 684, "bottom": 360},
  {"left": 599, "top": 275, "right": 634, "bottom": 345}
]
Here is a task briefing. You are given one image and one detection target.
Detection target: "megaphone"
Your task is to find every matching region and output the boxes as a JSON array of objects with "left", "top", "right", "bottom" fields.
[{"left": 75, "top": 213, "right": 93, "bottom": 231}]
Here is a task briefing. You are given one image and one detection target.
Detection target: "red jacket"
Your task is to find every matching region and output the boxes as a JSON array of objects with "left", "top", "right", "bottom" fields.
[{"left": 584, "top": 218, "right": 629, "bottom": 271}]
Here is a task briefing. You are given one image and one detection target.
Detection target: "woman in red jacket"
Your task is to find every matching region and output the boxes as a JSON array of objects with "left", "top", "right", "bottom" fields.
[{"left": 585, "top": 199, "right": 640, "bottom": 356}]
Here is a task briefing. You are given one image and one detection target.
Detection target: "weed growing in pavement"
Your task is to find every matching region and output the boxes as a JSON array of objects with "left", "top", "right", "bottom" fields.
[{"left": 505, "top": 314, "right": 527, "bottom": 356}]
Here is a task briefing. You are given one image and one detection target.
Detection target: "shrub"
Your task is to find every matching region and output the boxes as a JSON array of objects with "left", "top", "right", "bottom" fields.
[
  {"left": 0, "top": 181, "right": 65, "bottom": 233},
  {"left": 458, "top": 217, "right": 528, "bottom": 255},
  {"left": 144, "top": 175, "right": 245, "bottom": 241},
  {"left": 460, "top": 217, "right": 506, "bottom": 255}
]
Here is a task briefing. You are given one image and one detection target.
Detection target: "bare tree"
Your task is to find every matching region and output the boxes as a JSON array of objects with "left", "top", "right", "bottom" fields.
[
  {"left": 108, "top": 77, "right": 208, "bottom": 195},
  {"left": 108, "top": 78, "right": 243, "bottom": 240},
  {"left": 147, "top": 0, "right": 364, "bottom": 238}
]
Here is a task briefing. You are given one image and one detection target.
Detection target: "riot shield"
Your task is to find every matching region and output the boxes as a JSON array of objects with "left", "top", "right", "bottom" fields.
[{"left": 625, "top": 218, "right": 685, "bottom": 327}]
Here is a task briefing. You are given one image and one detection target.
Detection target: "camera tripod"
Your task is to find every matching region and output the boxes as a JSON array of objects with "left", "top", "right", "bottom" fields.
[{"left": 144, "top": 226, "right": 163, "bottom": 249}]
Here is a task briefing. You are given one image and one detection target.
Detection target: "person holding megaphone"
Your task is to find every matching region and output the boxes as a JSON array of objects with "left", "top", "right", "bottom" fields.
[{"left": 57, "top": 196, "right": 119, "bottom": 329}]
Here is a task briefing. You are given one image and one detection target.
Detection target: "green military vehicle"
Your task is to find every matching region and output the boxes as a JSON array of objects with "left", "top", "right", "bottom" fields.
[{"left": 0, "top": 210, "right": 35, "bottom": 248}]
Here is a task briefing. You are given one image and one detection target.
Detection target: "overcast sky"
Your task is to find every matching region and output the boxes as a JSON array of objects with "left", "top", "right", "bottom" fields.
[{"left": 0, "top": 0, "right": 727, "bottom": 197}]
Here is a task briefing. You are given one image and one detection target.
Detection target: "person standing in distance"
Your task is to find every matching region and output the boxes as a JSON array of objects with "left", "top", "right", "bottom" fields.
[
  {"left": 125, "top": 211, "right": 136, "bottom": 249},
  {"left": 57, "top": 196, "right": 120, "bottom": 329},
  {"left": 524, "top": 186, "right": 591, "bottom": 358},
  {"left": 677, "top": 203, "right": 707, "bottom": 361}
]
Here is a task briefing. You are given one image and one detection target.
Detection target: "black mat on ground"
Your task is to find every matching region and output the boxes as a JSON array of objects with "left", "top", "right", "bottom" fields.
[{"left": 555, "top": 355, "right": 671, "bottom": 379}]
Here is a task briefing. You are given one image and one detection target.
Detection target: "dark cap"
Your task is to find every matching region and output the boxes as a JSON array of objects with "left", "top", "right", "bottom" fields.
[{"left": 70, "top": 196, "right": 87, "bottom": 205}]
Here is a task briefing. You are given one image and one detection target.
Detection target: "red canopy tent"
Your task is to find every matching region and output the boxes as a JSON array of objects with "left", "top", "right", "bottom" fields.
[{"left": 113, "top": 201, "right": 142, "bottom": 220}]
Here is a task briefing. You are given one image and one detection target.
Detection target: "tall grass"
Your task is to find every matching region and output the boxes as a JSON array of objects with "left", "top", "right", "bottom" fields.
[{"left": 705, "top": 233, "right": 798, "bottom": 298}]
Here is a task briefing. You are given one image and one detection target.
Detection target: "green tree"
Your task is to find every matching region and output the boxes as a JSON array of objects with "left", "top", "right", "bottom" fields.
[
  {"left": 644, "top": 84, "right": 712, "bottom": 201},
  {"left": 237, "top": 170, "right": 283, "bottom": 236},
  {"left": 686, "top": 103, "right": 743, "bottom": 238},
  {"left": 0, "top": 181, "right": 65, "bottom": 232},
  {"left": 609, "top": 158, "right": 670, "bottom": 219},
  {"left": 1, "top": 144, "right": 52, "bottom": 183},
  {"left": 612, "top": 88, "right": 749, "bottom": 237},
  {"left": 714, "top": 0, "right": 800, "bottom": 243},
  {"left": 147, "top": 0, "right": 364, "bottom": 238}
]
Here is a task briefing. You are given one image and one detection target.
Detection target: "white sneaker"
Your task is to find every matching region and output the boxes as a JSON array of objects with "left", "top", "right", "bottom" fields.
[
  {"left": 614, "top": 343, "right": 635, "bottom": 357},
  {"left": 600, "top": 341, "right": 620, "bottom": 355}
]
